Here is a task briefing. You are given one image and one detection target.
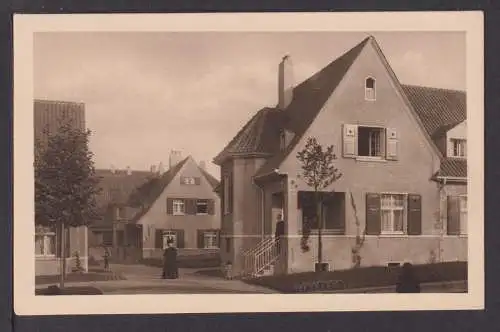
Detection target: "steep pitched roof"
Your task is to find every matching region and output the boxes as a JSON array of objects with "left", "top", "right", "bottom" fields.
[
  {"left": 94, "top": 169, "right": 153, "bottom": 209},
  {"left": 213, "top": 107, "right": 284, "bottom": 163},
  {"left": 252, "top": 37, "right": 371, "bottom": 177},
  {"left": 214, "top": 37, "right": 370, "bottom": 175},
  {"left": 435, "top": 158, "right": 467, "bottom": 178},
  {"left": 401, "top": 85, "right": 466, "bottom": 139},
  {"left": 129, "top": 157, "right": 220, "bottom": 223}
]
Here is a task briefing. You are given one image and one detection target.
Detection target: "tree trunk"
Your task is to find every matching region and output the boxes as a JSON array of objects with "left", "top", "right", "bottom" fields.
[
  {"left": 59, "top": 222, "right": 66, "bottom": 289},
  {"left": 315, "top": 191, "right": 323, "bottom": 264}
]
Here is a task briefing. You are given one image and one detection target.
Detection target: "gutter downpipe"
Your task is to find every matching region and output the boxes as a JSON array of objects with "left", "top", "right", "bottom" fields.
[{"left": 438, "top": 177, "right": 447, "bottom": 263}]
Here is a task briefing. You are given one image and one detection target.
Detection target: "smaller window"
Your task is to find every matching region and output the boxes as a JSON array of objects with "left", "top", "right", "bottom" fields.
[
  {"left": 451, "top": 139, "right": 467, "bottom": 158},
  {"left": 173, "top": 199, "right": 185, "bottom": 215},
  {"left": 196, "top": 199, "right": 209, "bottom": 214},
  {"left": 365, "top": 77, "right": 376, "bottom": 101},
  {"left": 35, "top": 232, "right": 56, "bottom": 256},
  {"left": 280, "top": 131, "right": 286, "bottom": 151},
  {"left": 181, "top": 176, "right": 200, "bottom": 185},
  {"left": 203, "top": 231, "right": 218, "bottom": 249},
  {"left": 162, "top": 231, "right": 177, "bottom": 249}
]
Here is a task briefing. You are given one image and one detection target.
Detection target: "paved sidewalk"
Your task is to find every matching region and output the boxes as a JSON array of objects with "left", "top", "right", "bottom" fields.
[{"left": 36, "top": 264, "right": 277, "bottom": 294}]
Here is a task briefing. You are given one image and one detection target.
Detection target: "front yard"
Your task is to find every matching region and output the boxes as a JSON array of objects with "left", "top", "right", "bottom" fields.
[{"left": 244, "top": 261, "right": 467, "bottom": 293}]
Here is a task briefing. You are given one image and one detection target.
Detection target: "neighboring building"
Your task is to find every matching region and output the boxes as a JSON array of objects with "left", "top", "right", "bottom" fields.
[
  {"left": 89, "top": 151, "right": 221, "bottom": 262},
  {"left": 34, "top": 99, "right": 89, "bottom": 276},
  {"left": 213, "top": 36, "right": 467, "bottom": 277}
]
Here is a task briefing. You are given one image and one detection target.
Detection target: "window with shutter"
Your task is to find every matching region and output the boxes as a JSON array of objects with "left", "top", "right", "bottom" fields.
[
  {"left": 197, "top": 230, "right": 204, "bottom": 248},
  {"left": 386, "top": 128, "right": 399, "bottom": 160},
  {"left": 155, "top": 229, "right": 163, "bottom": 248},
  {"left": 380, "top": 194, "right": 406, "bottom": 234},
  {"left": 166, "top": 198, "right": 174, "bottom": 215},
  {"left": 459, "top": 195, "right": 467, "bottom": 235},
  {"left": 196, "top": 199, "right": 209, "bottom": 214},
  {"left": 343, "top": 124, "right": 358, "bottom": 158},
  {"left": 176, "top": 229, "right": 185, "bottom": 248},
  {"left": 447, "top": 196, "right": 461, "bottom": 235},
  {"left": 407, "top": 194, "right": 422, "bottom": 235},
  {"left": 207, "top": 199, "right": 215, "bottom": 215},
  {"left": 172, "top": 199, "right": 185, "bottom": 215},
  {"left": 365, "top": 193, "right": 381, "bottom": 235}
]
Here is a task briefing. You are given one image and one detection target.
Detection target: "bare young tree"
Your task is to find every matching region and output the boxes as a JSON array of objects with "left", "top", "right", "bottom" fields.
[{"left": 296, "top": 137, "right": 342, "bottom": 269}]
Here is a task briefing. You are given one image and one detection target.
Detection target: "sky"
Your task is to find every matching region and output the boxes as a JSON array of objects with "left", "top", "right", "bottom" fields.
[{"left": 34, "top": 31, "right": 465, "bottom": 179}]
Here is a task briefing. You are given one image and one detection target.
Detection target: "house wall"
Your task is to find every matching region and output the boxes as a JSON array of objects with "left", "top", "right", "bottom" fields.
[
  {"left": 278, "top": 40, "right": 464, "bottom": 273},
  {"left": 229, "top": 157, "right": 267, "bottom": 274},
  {"left": 446, "top": 121, "right": 467, "bottom": 157},
  {"left": 35, "top": 226, "right": 88, "bottom": 276},
  {"left": 139, "top": 158, "right": 220, "bottom": 258}
]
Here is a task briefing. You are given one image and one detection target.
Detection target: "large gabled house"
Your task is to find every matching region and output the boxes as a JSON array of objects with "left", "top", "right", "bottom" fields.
[
  {"left": 89, "top": 151, "right": 221, "bottom": 262},
  {"left": 213, "top": 35, "right": 467, "bottom": 277}
]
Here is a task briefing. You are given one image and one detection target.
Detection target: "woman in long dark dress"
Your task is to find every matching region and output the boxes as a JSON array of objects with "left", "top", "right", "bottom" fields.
[
  {"left": 162, "top": 238, "right": 178, "bottom": 279},
  {"left": 396, "top": 263, "right": 421, "bottom": 293}
]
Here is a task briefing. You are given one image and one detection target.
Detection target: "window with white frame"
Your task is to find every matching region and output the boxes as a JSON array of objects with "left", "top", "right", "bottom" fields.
[
  {"left": 459, "top": 195, "right": 467, "bottom": 234},
  {"left": 380, "top": 194, "right": 407, "bottom": 234},
  {"left": 162, "top": 231, "right": 177, "bottom": 249},
  {"left": 173, "top": 199, "right": 185, "bottom": 215},
  {"left": 365, "top": 77, "right": 376, "bottom": 101},
  {"left": 196, "top": 199, "right": 209, "bottom": 214},
  {"left": 35, "top": 231, "right": 56, "bottom": 256},
  {"left": 203, "top": 231, "right": 218, "bottom": 249},
  {"left": 358, "top": 126, "right": 385, "bottom": 157},
  {"left": 452, "top": 139, "right": 467, "bottom": 158}
]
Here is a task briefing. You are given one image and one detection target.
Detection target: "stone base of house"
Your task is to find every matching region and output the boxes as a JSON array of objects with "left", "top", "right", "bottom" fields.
[
  {"left": 35, "top": 257, "right": 89, "bottom": 276},
  {"left": 286, "top": 235, "right": 468, "bottom": 273}
]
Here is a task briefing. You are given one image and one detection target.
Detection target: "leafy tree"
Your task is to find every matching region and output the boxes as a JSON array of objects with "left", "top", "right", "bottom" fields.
[
  {"left": 296, "top": 137, "right": 342, "bottom": 267},
  {"left": 35, "top": 119, "right": 101, "bottom": 288}
]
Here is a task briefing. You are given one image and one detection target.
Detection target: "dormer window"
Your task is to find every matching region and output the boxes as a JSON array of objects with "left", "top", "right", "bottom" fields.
[
  {"left": 365, "top": 77, "right": 376, "bottom": 101},
  {"left": 451, "top": 139, "right": 467, "bottom": 158},
  {"left": 280, "top": 130, "right": 286, "bottom": 151}
]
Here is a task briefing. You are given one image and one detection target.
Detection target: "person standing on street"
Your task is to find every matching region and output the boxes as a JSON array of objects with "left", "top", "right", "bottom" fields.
[{"left": 162, "top": 238, "right": 178, "bottom": 279}]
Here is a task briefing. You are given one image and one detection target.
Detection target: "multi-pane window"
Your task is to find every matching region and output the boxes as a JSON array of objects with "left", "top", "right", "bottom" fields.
[
  {"left": 181, "top": 176, "right": 200, "bottom": 185},
  {"left": 162, "top": 231, "right": 177, "bottom": 249},
  {"left": 173, "top": 199, "right": 185, "bottom": 215},
  {"left": 196, "top": 199, "right": 209, "bottom": 214},
  {"left": 380, "top": 194, "right": 406, "bottom": 234},
  {"left": 203, "top": 231, "right": 218, "bottom": 249},
  {"left": 358, "top": 127, "right": 384, "bottom": 157},
  {"left": 35, "top": 232, "right": 56, "bottom": 256},
  {"left": 452, "top": 139, "right": 467, "bottom": 158},
  {"left": 365, "top": 77, "right": 376, "bottom": 101}
]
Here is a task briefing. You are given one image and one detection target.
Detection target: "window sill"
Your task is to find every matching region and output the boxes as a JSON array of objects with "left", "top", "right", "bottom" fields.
[
  {"left": 196, "top": 213, "right": 209, "bottom": 216},
  {"left": 355, "top": 156, "right": 387, "bottom": 163},
  {"left": 173, "top": 213, "right": 185, "bottom": 216}
]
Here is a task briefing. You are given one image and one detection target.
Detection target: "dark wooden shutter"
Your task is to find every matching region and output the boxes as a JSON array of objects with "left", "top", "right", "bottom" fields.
[
  {"left": 208, "top": 199, "right": 215, "bottom": 215},
  {"left": 365, "top": 193, "right": 381, "bottom": 235},
  {"left": 194, "top": 177, "right": 201, "bottom": 185},
  {"left": 155, "top": 229, "right": 163, "bottom": 248},
  {"left": 166, "top": 198, "right": 173, "bottom": 215},
  {"left": 216, "top": 230, "right": 221, "bottom": 248},
  {"left": 447, "top": 196, "right": 461, "bottom": 235},
  {"left": 186, "top": 199, "right": 196, "bottom": 215},
  {"left": 176, "top": 229, "right": 185, "bottom": 248},
  {"left": 407, "top": 194, "right": 422, "bottom": 235},
  {"left": 197, "top": 230, "right": 204, "bottom": 248}
]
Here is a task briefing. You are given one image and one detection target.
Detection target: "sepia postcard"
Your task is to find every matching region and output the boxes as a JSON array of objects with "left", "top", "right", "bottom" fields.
[{"left": 13, "top": 11, "right": 484, "bottom": 315}]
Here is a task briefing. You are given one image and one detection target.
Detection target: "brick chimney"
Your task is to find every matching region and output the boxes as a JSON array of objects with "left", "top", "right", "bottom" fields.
[
  {"left": 169, "top": 150, "right": 183, "bottom": 169},
  {"left": 278, "top": 55, "right": 294, "bottom": 110}
]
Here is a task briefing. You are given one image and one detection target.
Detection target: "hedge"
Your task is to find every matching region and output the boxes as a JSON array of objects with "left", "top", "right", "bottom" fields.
[{"left": 245, "top": 261, "right": 467, "bottom": 293}]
